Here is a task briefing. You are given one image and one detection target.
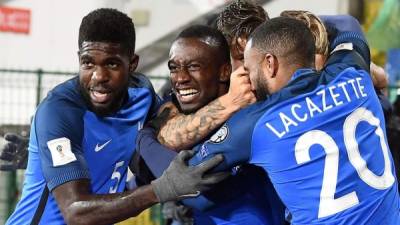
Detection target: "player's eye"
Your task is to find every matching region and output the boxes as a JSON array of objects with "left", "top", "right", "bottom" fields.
[
  {"left": 168, "top": 64, "right": 178, "bottom": 73},
  {"left": 107, "top": 62, "right": 119, "bottom": 69},
  {"left": 81, "top": 61, "right": 94, "bottom": 69},
  {"left": 187, "top": 64, "right": 201, "bottom": 72}
]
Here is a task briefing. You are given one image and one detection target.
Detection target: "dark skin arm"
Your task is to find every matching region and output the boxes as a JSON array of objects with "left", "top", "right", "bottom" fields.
[
  {"left": 52, "top": 179, "right": 158, "bottom": 225},
  {"left": 157, "top": 97, "right": 231, "bottom": 151},
  {"left": 157, "top": 67, "right": 256, "bottom": 151}
]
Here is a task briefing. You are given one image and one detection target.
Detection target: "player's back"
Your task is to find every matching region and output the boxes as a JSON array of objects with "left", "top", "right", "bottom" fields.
[{"left": 251, "top": 63, "right": 399, "bottom": 224}]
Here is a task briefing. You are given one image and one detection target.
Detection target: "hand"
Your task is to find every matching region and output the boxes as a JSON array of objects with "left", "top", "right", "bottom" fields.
[
  {"left": 0, "top": 133, "right": 29, "bottom": 171},
  {"left": 221, "top": 66, "right": 256, "bottom": 111},
  {"left": 370, "top": 62, "right": 389, "bottom": 90},
  {"left": 151, "top": 150, "right": 229, "bottom": 203}
]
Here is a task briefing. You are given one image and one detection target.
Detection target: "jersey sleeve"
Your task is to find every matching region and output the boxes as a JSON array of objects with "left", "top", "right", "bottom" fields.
[
  {"left": 182, "top": 164, "right": 265, "bottom": 211},
  {"left": 321, "top": 15, "right": 370, "bottom": 71},
  {"left": 131, "top": 126, "right": 177, "bottom": 183},
  {"left": 188, "top": 105, "right": 258, "bottom": 172},
  {"left": 134, "top": 126, "right": 252, "bottom": 211},
  {"left": 34, "top": 97, "right": 90, "bottom": 191},
  {"left": 183, "top": 104, "right": 265, "bottom": 210}
]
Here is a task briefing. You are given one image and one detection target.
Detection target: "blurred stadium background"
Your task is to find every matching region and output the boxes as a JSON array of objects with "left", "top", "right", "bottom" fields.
[{"left": 0, "top": 0, "right": 399, "bottom": 224}]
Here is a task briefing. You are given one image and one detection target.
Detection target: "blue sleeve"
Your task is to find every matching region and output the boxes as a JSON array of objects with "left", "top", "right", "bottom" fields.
[
  {"left": 34, "top": 96, "right": 90, "bottom": 191},
  {"left": 136, "top": 107, "right": 259, "bottom": 211},
  {"left": 135, "top": 126, "right": 177, "bottom": 178},
  {"left": 321, "top": 15, "right": 370, "bottom": 70},
  {"left": 137, "top": 98, "right": 257, "bottom": 177},
  {"left": 320, "top": 15, "right": 366, "bottom": 41},
  {"left": 182, "top": 165, "right": 264, "bottom": 211},
  {"left": 188, "top": 107, "right": 255, "bottom": 172},
  {"left": 134, "top": 126, "right": 217, "bottom": 210},
  {"left": 182, "top": 105, "right": 262, "bottom": 211}
]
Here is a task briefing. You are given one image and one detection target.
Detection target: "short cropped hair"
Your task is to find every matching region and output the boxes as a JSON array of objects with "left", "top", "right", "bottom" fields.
[
  {"left": 249, "top": 17, "right": 315, "bottom": 67},
  {"left": 176, "top": 25, "right": 230, "bottom": 64},
  {"left": 280, "top": 10, "right": 328, "bottom": 56},
  {"left": 78, "top": 8, "right": 136, "bottom": 55},
  {"left": 217, "top": 0, "right": 269, "bottom": 45}
]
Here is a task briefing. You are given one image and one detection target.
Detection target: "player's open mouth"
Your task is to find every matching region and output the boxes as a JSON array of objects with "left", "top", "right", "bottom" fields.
[
  {"left": 89, "top": 88, "right": 111, "bottom": 104},
  {"left": 176, "top": 88, "right": 199, "bottom": 103}
]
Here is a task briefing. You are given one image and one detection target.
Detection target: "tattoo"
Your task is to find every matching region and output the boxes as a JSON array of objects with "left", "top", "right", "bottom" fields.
[
  {"left": 157, "top": 98, "right": 229, "bottom": 150},
  {"left": 147, "top": 108, "right": 172, "bottom": 132}
]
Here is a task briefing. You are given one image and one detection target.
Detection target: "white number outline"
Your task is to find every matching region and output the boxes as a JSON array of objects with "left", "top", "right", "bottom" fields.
[
  {"left": 295, "top": 107, "right": 394, "bottom": 218},
  {"left": 109, "top": 161, "right": 125, "bottom": 194},
  {"left": 295, "top": 130, "right": 359, "bottom": 218},
  {"left": 344, "top": 108, "right": 395, "bottom": 189}
]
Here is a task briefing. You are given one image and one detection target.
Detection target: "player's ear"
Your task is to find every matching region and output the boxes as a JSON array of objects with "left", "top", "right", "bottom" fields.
[
  {"left": 262, "top": 53, "right": 278, "bottom": 78},
  {"left": 129, "top": 54, "right": 139, "bottom": 73},
  {"left": 219, "top": 63, "right": 232, "bottom": 83}
]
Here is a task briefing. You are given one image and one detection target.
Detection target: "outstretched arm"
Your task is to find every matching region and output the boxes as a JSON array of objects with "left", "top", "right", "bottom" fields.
[
  {"left": 53, "top": 151, "right": 228, "bottom": 225},
  {"left": 53, "top": 179, "right": 158, "bottom": 225},
  {"left": 157, "top": 67, "right": 256, "bottom": 150},
  {"left": 316, "top": 15, "right": 389, "bottom": 94}
]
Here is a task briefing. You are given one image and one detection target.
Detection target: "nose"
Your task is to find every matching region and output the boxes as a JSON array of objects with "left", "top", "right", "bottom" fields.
[
  {"left": 91, "top": 67, "right": 110, "bottom": 83},
  {"left": 173, "top": 69, "right": 191, "bottom": 84}
]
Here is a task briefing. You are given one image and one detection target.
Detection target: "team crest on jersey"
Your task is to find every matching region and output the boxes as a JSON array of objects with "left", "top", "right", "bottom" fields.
[{"left": 209, "top": 125, "right": 229, "bottom": 143}]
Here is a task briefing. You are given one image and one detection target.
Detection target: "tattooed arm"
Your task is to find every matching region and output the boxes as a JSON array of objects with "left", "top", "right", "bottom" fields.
[{"left": 157, "top": 67, "right": 256, "bottom": 151}]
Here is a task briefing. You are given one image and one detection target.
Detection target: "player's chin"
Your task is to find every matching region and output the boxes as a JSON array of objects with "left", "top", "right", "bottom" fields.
[
  {"left": 90, "top": 101, "right": 114, "bottom": 116},
  {"left": 179, "top": 103, "right": 202, "bottom": 115}
]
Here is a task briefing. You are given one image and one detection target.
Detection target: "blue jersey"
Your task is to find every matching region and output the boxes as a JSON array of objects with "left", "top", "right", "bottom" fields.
[
  {"left": 190, "top": 32, "right": 400, "bottom": 225},
  {"left": 6, "top": 74, "right": 160, "bottom": 225},
  {"left": 135, "top": 126, "right": 285, "bottom": 225}
]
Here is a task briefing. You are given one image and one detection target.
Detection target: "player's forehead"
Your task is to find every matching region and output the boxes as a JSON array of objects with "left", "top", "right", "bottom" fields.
[
  {"left": 79, "top": 41, "right": 126, "bottom": 57},
  {"left": 169, "top": 38, "right": 215, "bottom": 63}
]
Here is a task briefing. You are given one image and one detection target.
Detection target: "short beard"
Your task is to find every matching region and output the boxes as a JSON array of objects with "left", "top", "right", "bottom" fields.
[
  {"left": 254, "top": 69, "right": 270, "bottom": 101},
  {"left": 255, "top": 88, "right": 269, "bottom": 101}
]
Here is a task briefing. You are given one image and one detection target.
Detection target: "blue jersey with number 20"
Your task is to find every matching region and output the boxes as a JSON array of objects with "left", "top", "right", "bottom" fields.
[{"left": 190, "top": 32, "right": 400, "bottom": 225}]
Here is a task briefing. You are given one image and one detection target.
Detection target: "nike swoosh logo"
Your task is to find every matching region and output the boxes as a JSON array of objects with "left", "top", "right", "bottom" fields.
[{"left": 95, "top": 139, "right": 112, "bottom": 152}]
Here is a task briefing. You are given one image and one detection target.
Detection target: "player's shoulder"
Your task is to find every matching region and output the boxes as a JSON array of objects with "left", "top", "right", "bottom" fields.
[
  {"left": 128, "top": 72, "right": 160, "bottom": 104},
  {"left": 40, "top": 76, "right": 86, "bottom": 108},
  {"left": 128, "top": 73, "right": 156, "bottom": 92},
  {"left": 36, "top": 76, "right": 87, "bottom": 124},
  {"left": 228, "top": 101, "right": 267, "bottom": 127}
]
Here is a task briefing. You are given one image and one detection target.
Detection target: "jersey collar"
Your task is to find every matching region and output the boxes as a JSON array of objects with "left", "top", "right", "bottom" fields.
[{"left": 290, "top": 68, "right": 315, "bottom": 81}]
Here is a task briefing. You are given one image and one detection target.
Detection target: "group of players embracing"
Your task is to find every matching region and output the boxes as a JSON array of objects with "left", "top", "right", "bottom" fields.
[{"left": 3, "top": 1, "right": 399, "bottom": 225}]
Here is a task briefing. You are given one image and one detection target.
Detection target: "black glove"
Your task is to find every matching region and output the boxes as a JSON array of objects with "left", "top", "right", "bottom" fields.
[
  {"left": 151, "top": 150, "right": 229, "bottom": 203},
  {"left": 0, "top": 133, "right": 29, "bottom": 171}
]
